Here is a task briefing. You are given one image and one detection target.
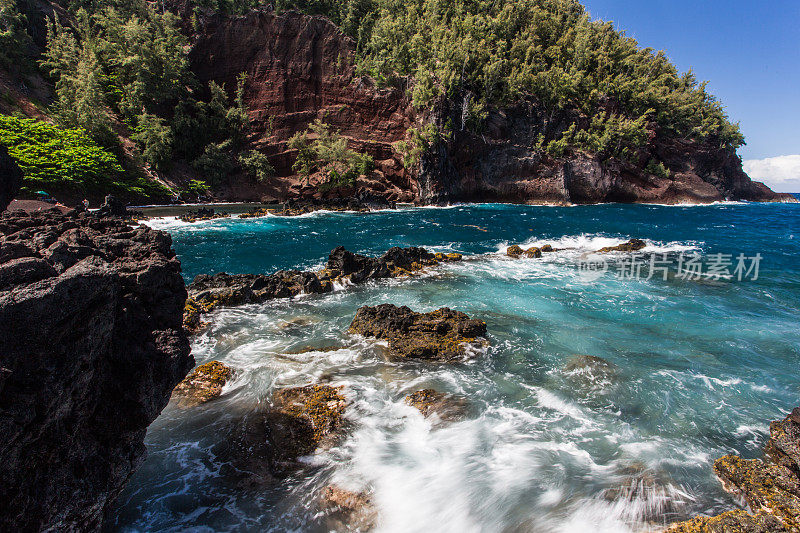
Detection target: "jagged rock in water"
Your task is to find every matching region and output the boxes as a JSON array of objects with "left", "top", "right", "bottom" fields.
[
  {"left": 179, "top": 207, "right": 229, "bottom": 223},
  {"left": 172, "top": 361, "right": 234, "bottom": 405},
  {"left": 188, "top": 269, "right": 332, "bottom": 308},
  {"left": 506, "top": 245, "right": 524, "bottom": 258},
  {"left": 280, "top": 195, "right": 395, "bottom": 216},
  {"left": 404, "top": 389, "right": 470, "bottom": 421},
  {"left": 765, "top": 408, "right": 800, "bottom": 476},
  {"left": 349, "top": 304, "right": 488, "bottom": 361},
  {"left": 597, "top": 239, "right": 647, "bottom": 253},
  {"left": 266, "top": 384, "right": 348, "bottom": 469},
  {"left": 540, "top": 244, "right": 554, "bottom": 252},
  {"left": 0, "top": 145, "right": 22, "bottom": 211},
  {"left": 668, "top": 407, "right": 800, "bottom": 532},
  {"left": 320, "top": 485, "right": 378, "bottom": 531},
  {"left": 524, "top": 247, "right": 542, "bottom": 258},
  {"left": 185, "top": 246, "right": 462, "bottom": 328},
  {"left": 0, "top": 209, "right": 192, "bottom": 531}
]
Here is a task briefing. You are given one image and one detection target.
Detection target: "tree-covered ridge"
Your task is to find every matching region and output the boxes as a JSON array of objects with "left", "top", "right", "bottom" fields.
[
  {"left": 276, "top": 0, "right": 745, "bottom": 160},
  {"left": 0, "top": 115, "right": 167, "bottom": 198}
]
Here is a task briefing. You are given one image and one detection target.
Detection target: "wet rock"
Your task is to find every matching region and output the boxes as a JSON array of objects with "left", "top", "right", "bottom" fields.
[
  {"left": 284, "top": 344, "right": 345, "bottom": 355},
  {"left": 267, "top": 384, "right": 348, "bottom": 467},
  {"left": 186, "top": 246, "right": 462, "bottom": 330},
  {"left": 320, "top": 485, "right": 377, "bottom": 531},
  {"left": 563, "top": 355, "right": 619, "bottom": 389},
  {"left": 668, "top": 509, "right": 786, "bottom": 533},
  {"left": 0, "top": 145, "right": 22, "bottom": 211},
  {"left": 669, "top": 406, "right": 800, "bottom": 532},
  {"left": 506, "top": 245, "right": 524, "bottom": 258},
  {"left": 404, "top": 389, "right": 470, "bottom": 420},
  {"left": 540, "top": 244, "right": 554, "bottom": 252},
  {"left": 597, "top": 239, "right": 646, "bottom": 253},
  {"left": 280, "top": 195, "right": 395, "bottom": 216},
  {"left": 172, "top": 361, "right": 234, "bottom": 405},
  {"left": 434, "top": 251, "right": 463, "bottom": 261},
  {"left": 238, "top": 207, "right": 277, "bottom": 219},
  {"left": 179, "top": 207, "right": 229, "bottom": 223},
  {"left": 183, "top": 296, "right": 216, "bottom": 334},
  {"left": 765, "top": 408, "right": 800, "bottom": 476},
  {"left": 524, "top": 247, "right": 542, "bottom": 258},
  {"left": 277, "top": 316, "right": 318, "bottom": 332},
  {"left": 325, "top": 245, "right": 447, "bottom": 282},
  {"left": 349, "top": 304, "right": 488, "bottom": 361},
  {"left": 0, "top": 209, "right": 192, "bottom": 531},
  {"left": 714, "top": 455, "right": 800, "bottom": 530},
  {"left": 188, "top": 269, "right": 332, "bottom": 309},
  {"left": 602, "top": 462, "right": 685, "bottom": 522}
]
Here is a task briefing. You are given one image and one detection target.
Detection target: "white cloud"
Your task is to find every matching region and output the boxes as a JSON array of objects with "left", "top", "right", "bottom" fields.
[{"left": 742, "top": 155, "right": 800, "bottom": 193}]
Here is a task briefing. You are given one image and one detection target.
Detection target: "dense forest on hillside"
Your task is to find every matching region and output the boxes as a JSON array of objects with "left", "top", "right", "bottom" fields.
[{"left": 0, "top": 0, "right": 746, "bottom": 200}]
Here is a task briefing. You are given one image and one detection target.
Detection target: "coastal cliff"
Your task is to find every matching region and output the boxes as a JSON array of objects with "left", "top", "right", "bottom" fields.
[
  {"left": 188, "top": 9, "right": 793, "bottom": 205},
  {"left": 0, "top": 208, "right": 192, "bottom": 530},
  {"left": 1, "top": 3, "right": 794, "bottom": 205}
]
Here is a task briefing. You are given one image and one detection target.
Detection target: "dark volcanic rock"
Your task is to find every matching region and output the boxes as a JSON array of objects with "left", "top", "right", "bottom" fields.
[
  {"left": 185, "top": 246, "right": 461, "bottom": 328},
  {"left": 0, "top": 145, "right": 22, "bottom": 211},
  {"left": 281, "top": 194, "right": 396, "bottom": 216},
  {"left": 0, "top": 209, "right": 192, "bottom": 531},
  {"left": 349, "top": 304, "right": 488, "bottom": 361},
  {"left": 669, "top": 407, "right": 800, "bottom": 532},
  {"left": 597, "top": 238, "right": 647, "bottom": 253},
  {"left": 404, "top": 389, "right": 470, "bottom": 420}
]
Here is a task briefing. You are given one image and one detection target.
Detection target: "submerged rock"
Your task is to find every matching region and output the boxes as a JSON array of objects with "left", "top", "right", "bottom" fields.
[
  {"left": 669, "top": 407, "right": 800, "bottom": 532},
  {"left": 597, "top": 239, "right": 646, "bottom": 253},
  {"left": 0, "top": 209, "right": 192, "bottom": 531},
  {"left": 320, "top": 485, "right": 378, "bottom": 531},
  {"left": 404, "top": 389, "right": 470, "bottom": 420},
  {"left": 349, "top": 304, "right": 488, "bottom": 361},
  {"left": 172, "top": 361, "right": 234, "bottom": 405},
  {"left": 267, "top": 384, "right": 348, "bottom": 467},
  {"left": 564, "top": 355, "right": 620, "bottom": 389}
]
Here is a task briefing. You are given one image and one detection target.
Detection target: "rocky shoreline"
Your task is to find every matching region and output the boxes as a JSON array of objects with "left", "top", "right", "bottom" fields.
[
  {"left": 1, "top": 167, "right": 797, "bottom": 530},
  {"left": 0, "top": 207, "right": 192, "bottom": 531}
]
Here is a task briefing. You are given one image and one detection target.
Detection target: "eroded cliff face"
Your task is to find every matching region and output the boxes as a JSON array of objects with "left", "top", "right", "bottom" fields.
[
  {"left": 189, "top": 9, "right": 791, "bottom": 205},
  {"left": 0, "top": 209, "right": 192, "bottom": 531},
  {"left": 418, "top": 95, "right": 795, "bottom": 205},
  {"left": 189, "top": 9, "right": 417, "bottom": 202}
]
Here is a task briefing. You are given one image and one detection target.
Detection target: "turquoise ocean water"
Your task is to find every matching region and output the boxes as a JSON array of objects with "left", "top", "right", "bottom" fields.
[{"left": 113, "top": 201, "right": 800, "bottom": 532}]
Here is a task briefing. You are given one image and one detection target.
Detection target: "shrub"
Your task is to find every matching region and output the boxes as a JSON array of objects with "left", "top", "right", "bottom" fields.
[
  {"left": 238, "top": 149, "right": 274, "bottom": 182},
  {"left": 288, "top": 119, "right": 374, "bottom": 188}
]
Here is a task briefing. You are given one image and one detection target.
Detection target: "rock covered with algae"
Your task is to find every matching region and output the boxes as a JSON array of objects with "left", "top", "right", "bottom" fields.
[
  {"left": 172, "top": 360, "right": 234, "bottom": 405},
  {"left": 349, "top": 304, "right": 488, "bottom": 361},
  {"left": 668, "top": 407, "right": 800, "bottom": 532}
]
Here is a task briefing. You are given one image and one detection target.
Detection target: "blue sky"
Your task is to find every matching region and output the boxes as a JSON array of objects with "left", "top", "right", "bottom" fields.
[{"left": 582, "top": 0, "right": 800, "bottom": 191}]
